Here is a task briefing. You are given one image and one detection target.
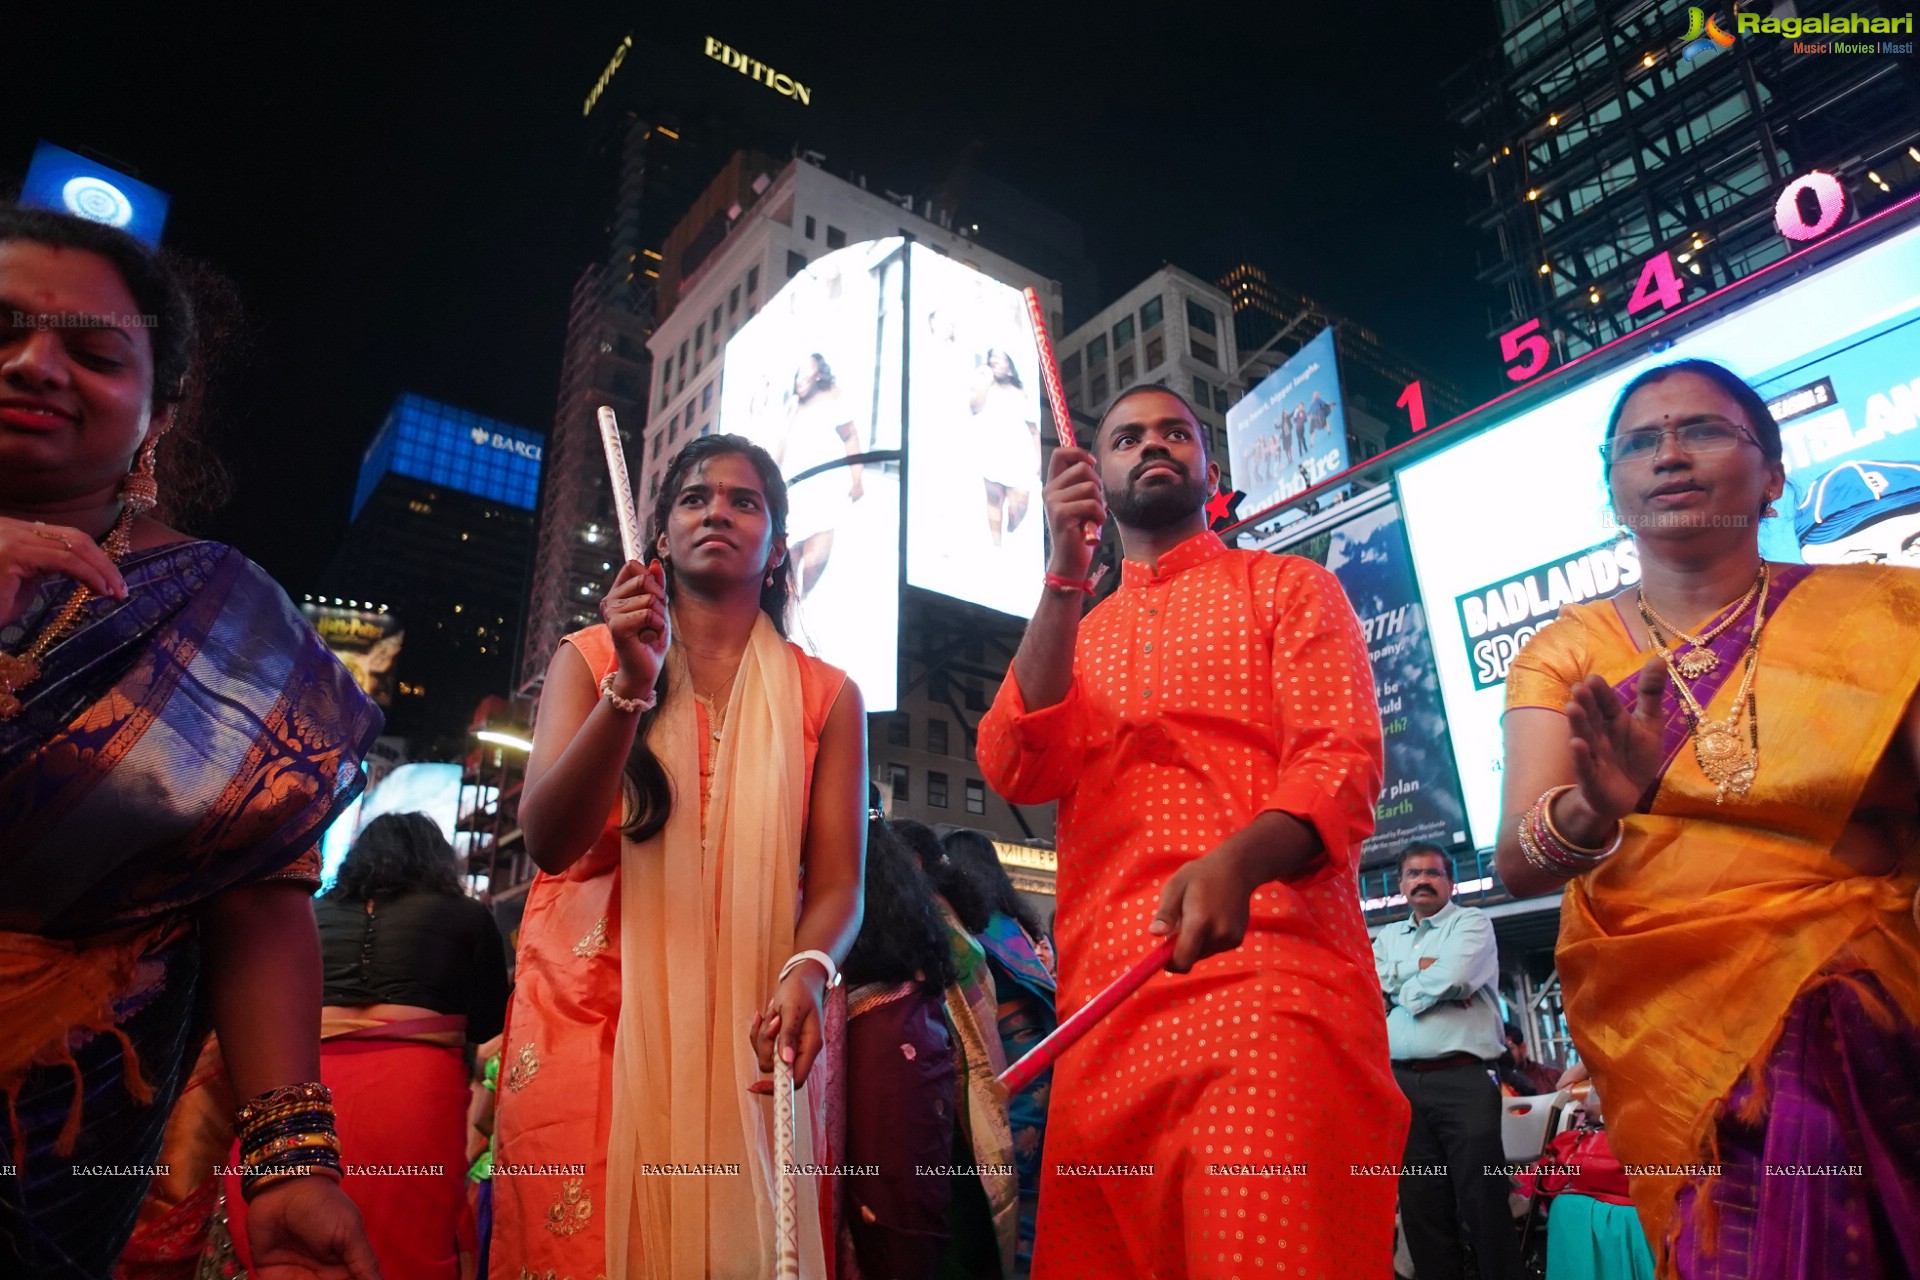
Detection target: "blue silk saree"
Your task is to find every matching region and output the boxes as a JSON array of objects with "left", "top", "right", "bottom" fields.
[{"left": 0, "top": 540, "right": 380, "bottom": 1278}]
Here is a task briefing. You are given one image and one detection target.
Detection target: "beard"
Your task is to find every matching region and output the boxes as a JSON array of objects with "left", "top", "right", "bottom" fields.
[{"left": 1109, "top": 455, "right": 1210, "bottom": 530}]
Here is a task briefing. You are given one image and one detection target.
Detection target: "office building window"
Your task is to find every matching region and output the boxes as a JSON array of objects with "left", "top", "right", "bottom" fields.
[
  {"left": 710, "top": 307, "right": 721, "bottom": 340},
  {"left": 1141, "top": 295, "right": 1164, "bottom": 329},
  {"left": 659, "top": 359, "right": 672, "bottom": 407},
  {"left": 1213, "top": 385, "right": 1231, "bottom": 413},
  {"left": 887, "top": 713, "right": 910, "bottom": 747},
  {"left": 1191, "top": 334, "right": 1218, "bottom": 367},
  {"left": 929, "top": 669, "right": 950, "bottom": 700},
  {"left": 1087, "top": 335, "right": 1108, "bottom": 368},
  {"left": 1117, "top": 354, "right": 1136, "bottom": 386},
  {"left": 928, "top": 719, "right": 948, "bottom": 755},
  {"left": 1061, "top": 351, "right": 1081, "bottom": 382},
  {"left": 964, "top": 779, "right": 986, "bottom": 815},
  {"left": 826, "top": 226, "right": 847, "bottom": 249},
  {"left": 1090, "top": 372, "right": 1109, "bottom": 406},
  {"left": 1113, "top": 315, "right": 1135, "bottom": 347},
  {"left": 1145, "top": 333, "right": 1165, "bottom": 368},
  {"left": 928, "top": 771, "right": 949, "bottom": 809},
  {"left": 1195, "top": 375, "right": 1211, "bottom": 403},
  {"left": 889, "top": 763, "right": 910, "bottom": 803},
  {"left": 694, "top": 322, "right": 704, "bottom": 351},
  {"left": 787, "top": 251, "right": 807, "bottom": 279},
  {"left": 702, "top": 382, "right": 714, "bottom": 410},
  {"left": 729, "top": 285, "right": 740, "bottom": 315},
  {"left": 963, "top": 731, "right": 976, "bottom": 762},
  {"left": 1185, "top": 299, "right": 1218, "bottom": 336},
  {"left": 652, "top": 433, "right": 662, "bottom": 459},
  {"left": 747, "top": 266, "right": 760, "bottom": 295},
  {"left": 804, "top": 215, "right": 816, "bottom": 240}
]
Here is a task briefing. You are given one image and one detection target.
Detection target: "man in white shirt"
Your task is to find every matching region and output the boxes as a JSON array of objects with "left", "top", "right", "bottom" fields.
[{"left": 1371, "top": 843, "right": 1523, "bottom": 1280}]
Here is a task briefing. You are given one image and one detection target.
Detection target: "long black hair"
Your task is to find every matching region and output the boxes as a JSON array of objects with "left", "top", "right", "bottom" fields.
[
  {"left": 942, "top": 828, "right": 1046, "bottom": 940},
  {"left": 0, "top": 203, "right": 236, "bottom": 523},
  {"left": 327, "top": 812, "right": 465, "bottom": 902},
  {"left": 842, "top": 816, "right": 957, "bottom": 990},
  {"left": 618, "top": 433, "right": 794, "bottom": 841},
  {"left": 892, "top": 819, "right": 993, "bottom": 934}
]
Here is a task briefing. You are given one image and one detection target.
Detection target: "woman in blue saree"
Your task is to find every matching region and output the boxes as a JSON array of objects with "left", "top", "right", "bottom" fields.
[{"left": 0, "top": 205, "right": 383, "bottom": 1279}]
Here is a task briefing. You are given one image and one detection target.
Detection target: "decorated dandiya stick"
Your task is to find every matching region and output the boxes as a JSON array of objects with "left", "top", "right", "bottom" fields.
[
  {"left": 1021, "top": 287, "right": 1103, "bottom": 546},
  {"left": 996, "top": 938, "right": 1175, "bottom": 1095},
  {"left": 596, "top": 406, "right": 644, "bottom": 564},
  {"left": 772, "top": 1054, "right": 800, "bottom": 1280}
]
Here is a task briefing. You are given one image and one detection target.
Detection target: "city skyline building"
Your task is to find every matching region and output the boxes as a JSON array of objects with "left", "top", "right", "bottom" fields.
[
  {"left": 1445, "top": 0, "right": 1920, "bottom": 360},
  {"left": 1053, "top": 266, "right": 1243, "bottom": 488},
  {"left": 317, "top": 393, "right": 540, "bottom": 751}
]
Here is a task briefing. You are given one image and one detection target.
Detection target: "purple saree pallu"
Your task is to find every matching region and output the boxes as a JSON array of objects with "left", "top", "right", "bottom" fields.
[
  {"left": 1672, "top": 973, "right": 1920, "bottom": 1278},
  {"left": 0, "top": 541, "right": 380, "bottom": 1278}
]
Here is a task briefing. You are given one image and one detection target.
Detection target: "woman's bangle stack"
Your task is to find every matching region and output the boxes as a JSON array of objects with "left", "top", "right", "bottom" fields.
[
  {"left": 1518, "top": 785, "right": 1622, "bottom": 879},
  {"left": 235, "top": 1081, "right": 343, "bottom": 1200}
]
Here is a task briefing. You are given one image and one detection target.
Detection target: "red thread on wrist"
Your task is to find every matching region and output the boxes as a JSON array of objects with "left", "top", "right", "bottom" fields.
[{"left": 1044, "top": 572, "right": 1095, "bottom": 596}]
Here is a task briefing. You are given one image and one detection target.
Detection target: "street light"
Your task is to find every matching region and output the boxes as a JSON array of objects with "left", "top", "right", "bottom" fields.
[{"left": 476, "top": 730, "right": 534, "bottom": 752}]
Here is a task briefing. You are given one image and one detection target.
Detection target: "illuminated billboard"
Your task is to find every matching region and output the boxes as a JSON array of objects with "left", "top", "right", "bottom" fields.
[
  {"left": 718, "top": 239, "right": 906, "bottom": 710},
  {"left": 353, "top": 394, "right": 543, "bottom": 519},
  {"left": 21, "top": 141, "right": 172, "bottom": 247},
  {"left": 302, "top": 604, "right": 405, "bottom": 708},
  {"left": 1226, "top": 326, "right": 1351, "bottom": 520},
  {"left": 905, "top": 243, "right": 1044, "bottom": 618},
  {"left": 1396, "top": 215, "right": 1920, "bottom": 848}
]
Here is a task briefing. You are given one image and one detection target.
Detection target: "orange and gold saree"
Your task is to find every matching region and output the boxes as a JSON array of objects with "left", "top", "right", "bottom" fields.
[{"left": 1506, "top": 562, "right": 1920, "bottom": 1278}]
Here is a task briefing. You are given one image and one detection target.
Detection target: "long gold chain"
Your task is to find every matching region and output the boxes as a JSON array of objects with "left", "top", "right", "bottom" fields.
[
  {"left": 1639, "top": 564, "right": 1771, "bottom": 804},
  {"left": 0, "top": 508, "right": 138, "bottom": 720},
  {"left": 1636, "top": 566, "right": 1764, "bottom": 679}
]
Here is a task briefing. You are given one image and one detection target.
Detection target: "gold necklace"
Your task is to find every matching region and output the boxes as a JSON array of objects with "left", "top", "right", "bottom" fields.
[
  {"left": 693, "top": 688, "right": 729, "bottom": 742},
  {"left": 1636, "top": 568, "right": 1764, "bottom": 679},
  {"left": 0, "top": 507, "right": 138, "bottom": 720},
  {"left": 1639, "top": 564, "right": 1770, "bottom": 804}
]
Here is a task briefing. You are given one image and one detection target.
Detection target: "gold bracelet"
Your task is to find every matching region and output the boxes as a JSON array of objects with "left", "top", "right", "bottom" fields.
[
  {"left": 235, "top": 1082, "right": 331, "bottom": 1127},
  {"left": 1538, "top": 785, "right": 1623, "bottom": 859}
]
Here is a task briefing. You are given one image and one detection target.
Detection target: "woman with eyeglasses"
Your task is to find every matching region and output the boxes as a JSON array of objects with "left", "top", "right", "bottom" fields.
[{"left": 1495, "top": 359, "right": 1920, "bottom": 1278}]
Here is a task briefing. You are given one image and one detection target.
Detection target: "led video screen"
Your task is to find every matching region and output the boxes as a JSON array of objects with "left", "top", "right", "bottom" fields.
[
  {"left": 1396, "top": 217, "right": 1920, "bottom": 848},
  {"left": 718, "top": 239, "right": 906, "bottom": 711},
  {"left": 904, "top": 243, "right": 1045, "bottom": 618},
  {"left": 1227, "top": 326, "right": 1352, "bottom": 521}
]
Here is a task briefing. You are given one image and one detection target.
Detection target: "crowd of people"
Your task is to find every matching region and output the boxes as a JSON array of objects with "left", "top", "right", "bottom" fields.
[{"left": 3, "top": 200, "right": 1917, "bottom": 1280}]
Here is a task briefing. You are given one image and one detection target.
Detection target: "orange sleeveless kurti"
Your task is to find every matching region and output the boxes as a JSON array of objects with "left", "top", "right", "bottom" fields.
[{"left": 488, "top": 626, "right": 844, "bottom": 1279}]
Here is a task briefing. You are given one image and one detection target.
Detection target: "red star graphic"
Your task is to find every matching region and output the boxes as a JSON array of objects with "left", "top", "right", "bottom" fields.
[{"left": 1206, "top": 486, "right": 1246, "bottom": 530}]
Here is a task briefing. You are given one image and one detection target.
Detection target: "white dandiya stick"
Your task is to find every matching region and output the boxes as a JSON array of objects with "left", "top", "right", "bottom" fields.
[
  {"left": 773, "top": 1054, "right": 800, "bottom": 1280},
  {"left": 596, "top": 406, "right": 643, "bottom": 564}
]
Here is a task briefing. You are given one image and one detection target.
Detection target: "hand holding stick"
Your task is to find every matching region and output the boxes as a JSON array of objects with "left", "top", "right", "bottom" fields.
[
  {"left": 772, "top": 1055, "right": 800, "bottom": 1280},
  {"left": 996, "top": 939, "right": 1174, "bottom": 1095},
  {"left": 1022, "top": 288, "right": 1102, "bottom": 547},
  {"left": 596, "top": 406, "right": 644, "bottom": 565}
]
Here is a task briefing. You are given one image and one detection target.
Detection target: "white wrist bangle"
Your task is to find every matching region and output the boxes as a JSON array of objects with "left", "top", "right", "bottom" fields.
[
  {"left": 779, "top": 950, "right": 842, "bottom": 989},
  {"left": 600, "top": 671, "right": 657, "bottom": 714}
]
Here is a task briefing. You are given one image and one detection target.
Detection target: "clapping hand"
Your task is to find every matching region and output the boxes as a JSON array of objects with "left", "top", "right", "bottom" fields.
[{"left": 1563, "top": 656, "right": 1667, "bottom": 828}]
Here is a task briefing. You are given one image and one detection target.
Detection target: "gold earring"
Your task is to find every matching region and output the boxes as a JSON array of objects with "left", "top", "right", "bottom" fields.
[{"left": 122, "top": 437, "right": 162, "bottom": 516}]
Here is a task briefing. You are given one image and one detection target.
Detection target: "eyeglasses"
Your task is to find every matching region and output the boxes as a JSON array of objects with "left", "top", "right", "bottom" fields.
[{"left": 1602, "top": 417, "right": 1758, "bottom": 465}]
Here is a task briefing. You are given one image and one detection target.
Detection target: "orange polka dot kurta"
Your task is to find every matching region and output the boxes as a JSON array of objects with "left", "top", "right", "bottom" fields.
[{"left": 978, "top": 531, "right": 1409, "bottom": 1280}]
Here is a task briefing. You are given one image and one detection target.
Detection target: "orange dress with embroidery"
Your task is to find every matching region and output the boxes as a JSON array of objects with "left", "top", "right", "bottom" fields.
[
  {"left": 978, "top": 531, "right": 1409, "bottom": 1280},
  {"left": 488, "top": 625, "right": 843, "bottom": 1279}
]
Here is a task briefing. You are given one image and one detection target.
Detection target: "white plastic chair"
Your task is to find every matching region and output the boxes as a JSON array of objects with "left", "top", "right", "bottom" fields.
[{"left": 1501, "top": 1091, "right": 1569, "bottom": 1164}]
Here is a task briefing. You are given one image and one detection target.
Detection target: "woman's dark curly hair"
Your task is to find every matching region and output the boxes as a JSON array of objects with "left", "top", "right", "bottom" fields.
[
  {"left": 327, "top": 812, "right": 465, "bottom": 902},
  {"left": 617, "top": 433, "right": 793, "bottom": 841},
  {"left": 842, "top": 816, "right": 957, "bottom": 990},
  {"left": 0, "top": 203, "right": 236, "bottom": 524},
  {"left": 892, "top": 819, "right": 993, "bottom": 935},
  {"left": 942, "top": 827, "right": 1047, "bottom": 940}
]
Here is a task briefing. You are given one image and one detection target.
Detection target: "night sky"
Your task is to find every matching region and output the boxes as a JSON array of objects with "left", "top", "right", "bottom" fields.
[{"left": 10, "top": 1, "right": 1501, "bottom": 592}]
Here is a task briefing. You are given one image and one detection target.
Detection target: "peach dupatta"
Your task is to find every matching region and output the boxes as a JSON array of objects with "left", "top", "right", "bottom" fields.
[{"left": 604, "top": 611, "right": 834, "bottom": 1279}]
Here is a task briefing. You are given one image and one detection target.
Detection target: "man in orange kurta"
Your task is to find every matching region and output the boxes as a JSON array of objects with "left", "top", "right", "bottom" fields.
[{"left": 978, "top": 386, "right": 1408, "bottom": 1280}]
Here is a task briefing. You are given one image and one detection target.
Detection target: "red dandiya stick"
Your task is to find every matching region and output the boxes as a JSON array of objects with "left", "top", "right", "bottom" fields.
[
  {"left": 1021, "top": 287, "right": 1103, "bottom": 546},
  {"left": 996, "top": 938, "right": 1175, "bottom": 1095}
]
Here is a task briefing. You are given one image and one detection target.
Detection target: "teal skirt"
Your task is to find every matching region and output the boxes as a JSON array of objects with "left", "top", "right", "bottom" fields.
[{"left": 1546, "top": 1193, "right": 1656, "bottom": 1280}]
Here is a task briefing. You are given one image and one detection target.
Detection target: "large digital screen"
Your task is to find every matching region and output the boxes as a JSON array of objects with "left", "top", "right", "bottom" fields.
[
  {"left": 1396, "top": 216, "right": 1920, "bottom": 848},
  {"left": 1226, "top": 326, "right": 1351, "bottom": 519},
  {"left": 904, "top": 243, "right": 1044, "bottom": 618},
  {"left": 20, "top": 141, "right": 171, "bottom": 247},
  {"left": 718, "top": 239, "right": 906, "bottom": 710},
  {"left": 301, "top": 603, "right": 405, "bottom": 707},
  {"left": 354, "top": 394, "right": 543, "bottom": 518}
]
